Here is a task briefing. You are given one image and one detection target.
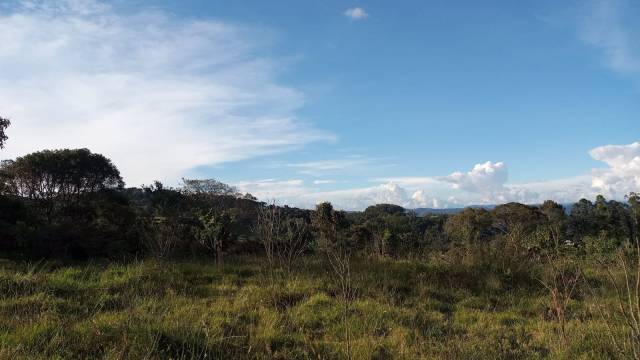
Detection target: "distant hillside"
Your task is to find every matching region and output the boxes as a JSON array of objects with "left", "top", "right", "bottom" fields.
[
  {"left": 412, "top": 203, "right": 573, "bottom": 216},
  {"left": 411, "top": 205, "right": 495, "bottom": 216}
]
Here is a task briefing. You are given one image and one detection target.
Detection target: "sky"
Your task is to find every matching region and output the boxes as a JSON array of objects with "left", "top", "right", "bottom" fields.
[{"left": 0, "top": 0, "right": 639, "bottom": 210}]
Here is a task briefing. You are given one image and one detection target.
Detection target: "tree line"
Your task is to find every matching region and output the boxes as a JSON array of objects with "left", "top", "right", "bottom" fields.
[{"left": 0, "top": 118, "right": 638, "bottom": 263}]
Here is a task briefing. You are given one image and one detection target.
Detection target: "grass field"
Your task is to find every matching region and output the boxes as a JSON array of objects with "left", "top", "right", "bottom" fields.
[{"left": 0, "top": 255, "right": 629, "bottom": 359}]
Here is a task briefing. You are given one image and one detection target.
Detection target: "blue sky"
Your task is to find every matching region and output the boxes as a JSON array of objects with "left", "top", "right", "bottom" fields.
[{"left": 1, "top": 0, "right": 639, "bottom": 209}]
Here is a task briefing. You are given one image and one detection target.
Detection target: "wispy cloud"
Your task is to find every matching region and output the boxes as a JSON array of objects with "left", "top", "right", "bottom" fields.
[
  {"left": 578, "top": 0, "right": 640, "bottom": 75},
  {"left": 372, "top": 177, "right": 441, "bottom": 187},
  {"left": 284, "top": 155, "right": 390, "bottom": 176},
  {"left": 0, "top": 0, "right": 333, "bottom": 186},
  {"left": 313, "top": 180, "right": 337, "bottom": 185},
  {"left": 343, "top": 7, "right": 368, "bottom": 20}
]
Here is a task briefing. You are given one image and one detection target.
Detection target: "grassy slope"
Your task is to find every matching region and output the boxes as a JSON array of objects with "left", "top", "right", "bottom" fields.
[{"left": 0, "top": 256, "right": 624, "bottom": 359}]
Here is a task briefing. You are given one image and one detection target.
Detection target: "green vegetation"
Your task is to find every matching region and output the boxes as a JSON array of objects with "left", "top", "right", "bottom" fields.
[
  {"left": 0, "top": 254, "right": 633, "bottom": 359},
  {"left": 2, "top": 122, "right": 640, "bottom": 358}
]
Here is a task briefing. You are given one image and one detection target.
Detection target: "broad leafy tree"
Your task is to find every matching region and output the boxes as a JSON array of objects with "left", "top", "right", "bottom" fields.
[
  {"left": 363, "top": 204, "right": 405, "bottom": 218},
  {"left": 444, "top": 207, "right": 492, "bottom": 244},
  {"left": 1, "top": 148, "right": 123, "bottom": 222},
  {"left": 182, "top": 178, "right": 241, "bottom": 197}
]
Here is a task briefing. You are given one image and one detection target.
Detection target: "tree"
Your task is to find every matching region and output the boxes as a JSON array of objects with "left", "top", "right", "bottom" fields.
[
  {"left": 0, "top": 117, "right": 9, "bottom": 149},
  {"left": 540, "top": 200, "right": 567, "bottom": 248},
  {"left": 256, "top": 201, "right": 284, "bottom": 272},
  {"left": 363, "top": 204, "right": 405, "bottom": 218},
  {"left": 372, "top": 228, "right": 392, "bottom": 259},
  {"left": 571, "top": 196, "right": 633, "bottom": 249},
  {"left": 196, "top": 209, "right": 234, "bottom": 265},
  {"left": 312, "top": 202, "right": 348, "bottom": 250},
  {"left": 0, "top": 148, "right": 123, "bottom": 223},
  {"left": 568, "top": 199, "right": 598, "bottom": 241},
  {"left": 280, "top": 217, "right": 312, "bottom": 273},
  {"left": 491, "top": 202, "right": 545, "bottom": 235},
  {"left": 540, "top": 200, "right": 566, "bottom": 225},
  {"left": 443, "top": 207, "right": 492, "bottom": 245},
  {"left": 181, "top": 178, "right": 241, "bottom": 197},
  {"left": 311, "top": 202, "right": 355, "bottom": 358},
  {"left": 0, "top": 149, "right": 136, "bottom": 258}
]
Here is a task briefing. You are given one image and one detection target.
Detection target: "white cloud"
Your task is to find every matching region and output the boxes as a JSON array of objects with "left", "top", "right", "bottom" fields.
[
  {"left": 579, "top": 0, "right": 640, "bottom": 75},
  {"left": 284, "top": 156, "right": 391, "bottom": 176},
  {"left": 236, "top": 179, "right": 440, "bottom": 211},
  {"left": 235, "top": 179, "right": 309, "bottom": 200},
  {"left": 343, "top": 7, "right": 368, "bottom": 20},
  {"left": 572, "top": 1, "right": 640, "bottom": 197},
  {"left": 411, "top": 190, "right": 442, "bottom": 209},
  {"left": 441, "top": 161, "right": 508, "bottom": 193},
  {"left": 287, "top": 158, "right": 367, "bottom": 174},
  {"left": 237, "top": 140, "right": 640, "bottom": 210},
  {"left": 296, "top": 182, "right": 441, "bottom": 211},
  {"left": 0, "top": 0, "right": 333, "bottom": 186},
  {"left": 313, "top": 180, "right": 336, "bottom": 185},
  {"left": 235, "top": 162, "right": 516, "bottom": 210},
  {"left": 508, "top": 175, "right": 594, "bottom": 204},
  {"left": 590, "top": 141, "right": 640, "bottom": 198},
  {"left": 436, "top": 161, "right": 551, "bottom": 205},
  {"left": 373, "top": 177, "right": 440, "bottom": 187}
]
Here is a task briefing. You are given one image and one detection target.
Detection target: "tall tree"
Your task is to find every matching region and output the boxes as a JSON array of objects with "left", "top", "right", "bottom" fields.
[{"left": 0, "top": 117, "right": 9, "bottom": 149}]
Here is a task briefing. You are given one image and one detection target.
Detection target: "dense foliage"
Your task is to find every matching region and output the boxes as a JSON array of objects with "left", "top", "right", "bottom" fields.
[
  {"left": 1, "top": 147, "right": 637, "bottom": 262},
  {"left": 0, "top": 116, "right": 9, "bottom": 149}
]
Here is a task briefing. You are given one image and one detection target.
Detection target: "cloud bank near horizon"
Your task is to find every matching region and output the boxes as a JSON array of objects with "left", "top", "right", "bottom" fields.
[{"left": 236, "top": 141, "right": 640, "bottom": 211}]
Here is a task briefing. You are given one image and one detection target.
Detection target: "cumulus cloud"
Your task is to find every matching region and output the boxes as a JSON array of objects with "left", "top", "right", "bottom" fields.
[
  {"left": 590, "top": 141, "right": 640, "bottom": 197},
  {"left": 0, "top": 0, "right": 332, "bottom": 185},
  {"left": 441, "top": 161, "right": 508, "bottom": 193},
  {"left": 343, "top": 7, "right": 368, "bottom": 20}
]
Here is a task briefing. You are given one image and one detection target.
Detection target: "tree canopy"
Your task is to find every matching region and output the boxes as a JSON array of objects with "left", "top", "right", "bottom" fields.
[
  {"left": 0, "top": 116, "right": 9, "bottom": 149},
  {"left": 1, "top": 148, "right": 123, "bottom": 201}
]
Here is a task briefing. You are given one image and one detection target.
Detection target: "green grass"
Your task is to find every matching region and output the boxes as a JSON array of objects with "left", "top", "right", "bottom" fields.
[{"left": 0, "top": 256, "right": 629, "bottom": 359}]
